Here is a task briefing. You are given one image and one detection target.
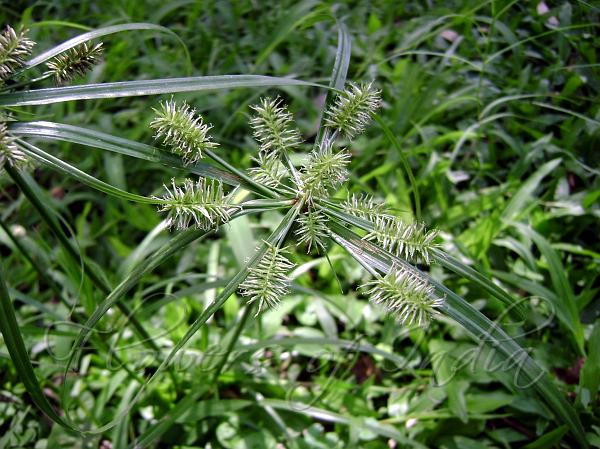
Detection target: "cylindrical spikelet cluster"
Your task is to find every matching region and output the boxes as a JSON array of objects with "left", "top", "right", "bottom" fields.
[
  {"left": 248, "top": 152, "right": 288, "bottom": 188},
  {"left": 324, "top": 82, "right": 381, "bottom": 139},
  {"left": 295, "top": 210, "right": 329, "bottom": 253},
  {"left": 342, "top": 193, "right": 391, "bottom": 221},
  {"left": 250, "top": 97, "right": 301, "bottom": 156},
  {"left": 156, "top": 178, "right": 232, "bottom": 231},
  {"left": 239, "top": 243, "right": 295, "bottom": 315},
  {"left": 150, "top": 99, "right": 218, "bottom": 165},
  {"left": 0, "top": 25, "right": 35, "bottom": 80},
  {"left": 362, "top": 266, "right": 443, "bottom": 326},
  {"left": 364, "top": 215, "right": 439, "bottom": 264},
  {"left": 297, "top": 140, "right": 350, "bottom": 200},
  {"left": 45, "top": 42, "right": 103, "bottom": 85},
  {"left": 0, "top": 122, "right": 27, "bottom": 170}
]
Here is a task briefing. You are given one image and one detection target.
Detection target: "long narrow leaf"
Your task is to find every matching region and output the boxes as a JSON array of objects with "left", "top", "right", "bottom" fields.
[
  {"left": 16, "top": 140, "right": 158, "bottom": 204},
  {"left": 9, "top": 121, "right": 256, "bottom": 191},
  {"left": 23, "top": 23, "right": 191, "bottom": 72},
  {"left": 0, "top": 75, "right": 321, "bottom": 106}
]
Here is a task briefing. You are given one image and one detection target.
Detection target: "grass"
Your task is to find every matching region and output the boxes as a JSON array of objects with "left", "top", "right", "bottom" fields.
[{"left": 0, "top": 1, "right": 599, "bottom": 448}]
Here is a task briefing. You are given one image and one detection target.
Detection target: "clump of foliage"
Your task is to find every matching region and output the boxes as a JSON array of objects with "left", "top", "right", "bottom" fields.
[{"left": 0, "top": 2, "right": 598, "bottom": 448}]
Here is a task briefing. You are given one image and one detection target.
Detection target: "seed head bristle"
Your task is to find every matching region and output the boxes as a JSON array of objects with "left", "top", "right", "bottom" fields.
[
  {"left": 297, "top": 140, "right": 350, "bottom": 200},
  {"left": 0, "top": 25, "right": 35, "bottom": 80},
  {"left": 0, "top": 122, "right": 27, "bottom": 170},
  {"left": 239, "top": 243, "right": 295, "bottom": 316},
  {"left": 343, "top": 193, "right": 391, "bottom": 222},
  {"left": 325, "top": 82, "right": 381, "bottom": 139},
  {"left": 295, "top": 210, "right": 329, "bottom": 253},
  {"left": 362, "top": 265, "right": 443, "bottom": 326},
  {"left": 249, "top": 152, "right": 288, "bottom": 188},
  {"left": 250, "top": 97, "right": 301, "bottom": 157},
  {"left": 150, "top": 99, "right": 218, "bottom": 165},
  {"left": 45, "top": 42, "right": 103, "bottom": 85},
  {"left": 156, "top": 178, "right": 232, "bottom": 231},
  {"left": 364, "top": 216, "right": 439, "bottom": 264}
]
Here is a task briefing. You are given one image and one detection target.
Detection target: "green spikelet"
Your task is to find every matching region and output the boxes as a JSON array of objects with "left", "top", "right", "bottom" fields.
[
  {"left": 342, "top": 193, "right": 391, "bottom": 222},
  {"left": 249, "top": 152, "right": 288, "bottom": 188},
  {"left": 295, "top": 210, "right": 328, "bottom": 253},
  {"left": 239, "top": 243, "right": 295, "bottom": 315},
  {"left": 156, "top": 178, "right": 232, "bottom": 231},
  {"left": 0, "top": 25, "right": 35, "bottom": 80},
  {"left": 325, "top": 82, "right": 381, "bottom": 139},
  {"left": 45, "top": 42, "right": 103, "bottom": 85},
  {"left": 297, "top": 140, "right": 350, "bottom": 200},
  {"left": 364, "top": 216, "right": 439, "bottom": 264},
  {"left": 0, "top": 122, "right": 27, "bottom": 170},
  {"left": 150, "top": 99, "right": 218, "bottom": 165},
  {"left": 250, "top": 97, "right": 301, "bottom": 157},
  {"left": 362, "top": 265, "right": 443, "bottom": 326}
]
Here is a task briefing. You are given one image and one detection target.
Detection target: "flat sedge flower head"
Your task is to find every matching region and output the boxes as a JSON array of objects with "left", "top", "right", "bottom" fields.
[
  {"left": 249, "top": 152, "right": 288, "bottom": 189},
  {"left": 0, "top": 25, "right": 35, "bottom": 80},
  {"left": 150, "top": 99, "right": 219, "bottom": 165},
  {"left": 362, "top": 266, "right": 443, "bottom": 326},
  {"left": 45, "top": 42, "right": 103, "bottom": 85},
  {"left": 0, "top": 122, "right": 27, "bottom": 170},
  {"left": 342, "top": 193, "right": 391, "bottom": 222},
  {"left": 295, "top": 210, "right": 329, "bottom": 253},
  {"left": 364, "top": 215, "right": 439, "bottom": 264},
  {"left": 239, "top": 243, "right": 295, "bottom": 316},
  {"left": 250, "top": 96, "right": 301, "bottom": 157},
  {"left": 156, "top": 178, "right": 232, "bottom": 231},
  {"left": 325, "top": 82, "right": 381, "bottom": 139},
  {"left": 297, "top": 140, "right": 350, "bottom": 200}
]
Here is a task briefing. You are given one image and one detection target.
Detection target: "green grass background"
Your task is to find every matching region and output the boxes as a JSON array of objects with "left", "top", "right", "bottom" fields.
[{"left": 0, "top": 1, "right": 599, "bottom": 448}]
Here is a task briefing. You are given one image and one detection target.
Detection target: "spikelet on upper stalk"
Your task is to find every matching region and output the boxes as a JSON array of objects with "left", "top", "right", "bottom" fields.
[
  {"left": 249, "top": 152, "right": 288, "bottom": 188},
  {"left": 0, "top": 25, "right": 35, "bottom": 80},
  {"left": 295, "top": 210, "right": 329, "bottom": 253},
  {"left": 156, "top": 178, "right": 233, "bottom": 231},
  {"left": 324, "top": 82, "right": 381, "bottom": 139},
  {"left": 362, "top": 265, "right": 443, "bottom": 326},
  {"left": 342, "top": 193, "right": 391, "bottom": 222},
  {"left": 150, "top": 99, "right": 218, "bottom": 165},
  {"left": 239, "top": 243, "right": 295, "bottom": 315},
  {"left": 45, "top": 42, "right": 103, "bottom": 85},
  {"left": 0, "top": 122, "right": 27, "bottom": 170},
  {"left": 364, "top": 215, "right": 439, "bottom": 264},
  {"left": 297, "top": 140, "right": 350, "bottom": 201},
  {"left": 250, "top": 97, "right": 301, "bottom": 157}
]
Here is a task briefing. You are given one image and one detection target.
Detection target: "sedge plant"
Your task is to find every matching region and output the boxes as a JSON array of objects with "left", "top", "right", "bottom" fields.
[{"left": 0, "top": 21, "right": 589, "bottom": 447}]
